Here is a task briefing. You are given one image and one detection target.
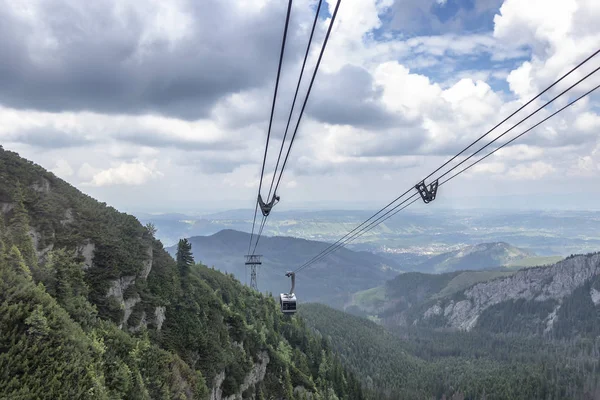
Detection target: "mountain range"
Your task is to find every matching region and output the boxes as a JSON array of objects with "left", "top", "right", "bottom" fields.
[
  {"left": 166, "top": 229, "right": 402, "bottom": 308},
  {"left": 136, "top": 208, "right": 600, "bottom": 259}
]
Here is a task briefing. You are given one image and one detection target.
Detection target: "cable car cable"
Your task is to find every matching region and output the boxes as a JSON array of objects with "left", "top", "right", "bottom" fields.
[
  {"left": 440, "top": 82, "right": 600, "bottom": 187},
  {"left": 265, "top": 0, "right": 324, "bottom": 204},
  {"left": 333, "top": 80, "right": 600, "bottom": 267},
  {"left": 419, "top": 48, "right": 600, "bottom": 185},
  {"left": 248, "top": 0, "right": 294, "bottom": 255},
  {"left": 293, "top": 65, "right": 600, "bottom": 274},
  {"left": 273, "top": 0, "right": 342, "bottom": 196},
  {"left": 287, "top": 47, "right": 600, "bottom": 269},
  {"left": 251, "top": 0, "right": 342, "bottom": 255},
  {"left": 250, "top": 0, "right": 324, "bottom": 256},
  {"left": 295, "top": 79, "right": 600, "bottom": 274}
]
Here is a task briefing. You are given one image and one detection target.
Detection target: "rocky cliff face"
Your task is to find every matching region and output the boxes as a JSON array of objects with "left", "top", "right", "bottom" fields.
[{"left": 418, "top": 253, "right": 600, "bottom": 332}]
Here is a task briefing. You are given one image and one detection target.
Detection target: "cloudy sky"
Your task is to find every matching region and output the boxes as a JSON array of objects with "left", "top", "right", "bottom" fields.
[{"left": 1, "top": 0, "right": 599, "bottom": 214}]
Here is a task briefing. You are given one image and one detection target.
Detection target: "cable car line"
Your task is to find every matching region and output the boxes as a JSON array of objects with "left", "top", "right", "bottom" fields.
[
  {"left": 292, "top": 60, "right": 600, "bottom": 274},
  {"left": 434, "top": 64, "right": 600, "bottom": 182},
  {"left": 440, "top": 82, "right": 600, "bottom": 187},
  {"left": 250, "top": 0, "right": 324, "bottom": 256},
  {"left": 248, "top": 0, "right": 294, "bottom": 255},
  {"left": 272, "top": 0, "right": 342, "bottom": 197},
  {"left": 265, "top": 0, "right": 324, "bottom": 205},
  {"left": 285, "top": 47, "right": 600, "bottom": 270},
  {"left": 294, "top": 69, "right": 600, "bottom": 273},
  {"left": 250, "top": 0, "right": 342, "bottom": 257},
  {"left": 294, "top": 79, "right": 600, "bottom": 274},
  {"left": 334, "top": 80, "right": 600, "bottom": 270},
  {"left": 333, "top": 80, "right": 600, "bottom": 263},
  {"left": 252, "top": 215, "right": 267, "bottom": 255},
  {"left": 419, "top": 47, "right": 600, "bottom": 185}
]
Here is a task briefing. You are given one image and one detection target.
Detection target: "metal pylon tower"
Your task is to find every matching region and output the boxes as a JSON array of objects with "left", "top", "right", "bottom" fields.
[{"left": 245, "top": 255, "right": 262, "bottom": 291}]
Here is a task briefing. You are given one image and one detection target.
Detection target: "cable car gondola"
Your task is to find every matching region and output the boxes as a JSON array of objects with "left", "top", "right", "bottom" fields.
[{"left": 280, "top": 271, "right": 297, "bottom": 314}]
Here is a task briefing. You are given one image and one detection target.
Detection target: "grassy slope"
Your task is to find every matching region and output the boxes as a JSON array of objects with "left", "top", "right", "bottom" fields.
[
  {"left": 434, "top": 270, "right": 517, "bottom": 298},
  {"left": 505, "top": 255, "right": 564, "bottom": 268}
]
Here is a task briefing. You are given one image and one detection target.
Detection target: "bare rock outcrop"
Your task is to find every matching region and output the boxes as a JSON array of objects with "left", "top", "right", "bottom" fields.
[
  {"left": 421, "top": 254, "right": 600, "bottom": 331},
  {"left": 31, "top": 178, "right": 51, "bottom": 193},
  {"left": 211, "top": 351, "right": 270, "bottom": 400},
  {"left": 77, "top": 241, "right": 95, "bottom": 270}
]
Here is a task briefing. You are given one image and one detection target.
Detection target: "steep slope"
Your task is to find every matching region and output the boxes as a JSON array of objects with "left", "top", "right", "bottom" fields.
[
  {"left": 300, "top": 303, "right": 600, "bottom": 400},
  {"left": 345, "top": 269, "right": 516, "bottom": 321},
  {"left": 415, "top": 242, "right": 535, "bottom": 272},
  {"left": 414, "top": 252, "right": 600, "bottom": 336},
  {"left": 347, "top": 252, "right": 600, "bottom": 339},
  {"left": 166, "top": 229, "right": 402, "bottom": 308},
  {"left": 0, "top": 146, "right": 365, "bottom": 400}
]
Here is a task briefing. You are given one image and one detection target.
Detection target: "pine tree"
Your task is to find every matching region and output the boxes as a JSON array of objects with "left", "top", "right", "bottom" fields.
[
  {"left": 25, "top": 304, "right": 50, "bottom": 338},
  {"left": 9, "top": 182, "right": 37, "bottom": 269},
  {"left": 0, "top": 213, "right": 6, "bottom": 257},
  {"left": 7, "top": 245, "right": 32, "bottom": 280},
  {"left": 176, "top": 238, "right": 194, "bottom": 280}
]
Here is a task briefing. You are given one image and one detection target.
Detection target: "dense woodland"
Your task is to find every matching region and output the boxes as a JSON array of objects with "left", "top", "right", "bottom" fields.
[
  {"left": 0, "top": 147, "right": 365, "bottom": 400},
  {"left": 301, "top": 303, "right": 600, "bottom": 400}
]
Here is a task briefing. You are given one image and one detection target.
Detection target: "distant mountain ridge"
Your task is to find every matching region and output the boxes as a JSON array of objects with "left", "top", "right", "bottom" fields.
[
  {"left": 166, "top": 229, "right": 402, "bottom": 307},
  {"left": 415, "top": 241, "right": 535, "bottom": 272},
  {"left": 136, "top": 209, "right": 600, "bottom": 257}
]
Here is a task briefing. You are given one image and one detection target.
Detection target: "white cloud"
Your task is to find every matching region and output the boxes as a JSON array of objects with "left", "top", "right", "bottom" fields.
[
  {"left": 78, "top": 163, "right": 99, "bottom": 180},
  {"left": 577, "top": 156, "right": 597, "bottom": 172},
  {"left": 1, "top": 0, "right": 599, "bottom": 211},
  {"left": 574, "top": 111, "right": 600, "bottom": 132},
  {"left": 507, "top": 161, "right": 555, "bottom": 180},
  {"left": 494, "top": 144, "right": 544, "bottom": 161},
  {"left": 50, "top": 159, "right": 74, "bottom": 178},
  {"left": 495, "top": 0, "right": 600, "bottom": 102},
  {"left": 469, "top": 162, "right": 507, "bottom": 175},
  {"left": 86, "top": 161, "right": 164, "bottom": 187}
]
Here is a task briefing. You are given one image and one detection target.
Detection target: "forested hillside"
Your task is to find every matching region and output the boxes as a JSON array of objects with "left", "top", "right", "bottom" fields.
[
  {"left": 301, "top": 303, "right": 600, "bottom": 400},
  {"left": 0, "top": 146, "right": 365, "bottom": 399}
]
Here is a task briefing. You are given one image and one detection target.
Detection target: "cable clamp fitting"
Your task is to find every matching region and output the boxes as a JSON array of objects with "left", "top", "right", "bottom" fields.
[
  {"left": 415, "top": 179, "right": 439, "bottom": 204},
  {"left": 258, "top": 193, "right": 280, "bottom": 216}
]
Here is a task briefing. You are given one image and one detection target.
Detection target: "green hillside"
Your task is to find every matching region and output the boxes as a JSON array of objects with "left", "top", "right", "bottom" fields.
[
  {"left": 0, "top": 146, "right": 365, "bottom": 399},
  {"left": 346, "top": 271, "right": 461, "bottom": 319},
  {"left": 433, "top": 270, "right": 517, "bottom": 298},
  {"left": 505, "top": 255, "right": 564, "bottom": 268}
]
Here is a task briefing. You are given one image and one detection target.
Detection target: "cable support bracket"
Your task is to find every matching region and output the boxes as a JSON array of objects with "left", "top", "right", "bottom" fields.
[
  {"left": 415, "top": 179, "right": 439, "bottom": 204},
  {"left": 258, "top": 193, "right": 280, "bottom": 217}
]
